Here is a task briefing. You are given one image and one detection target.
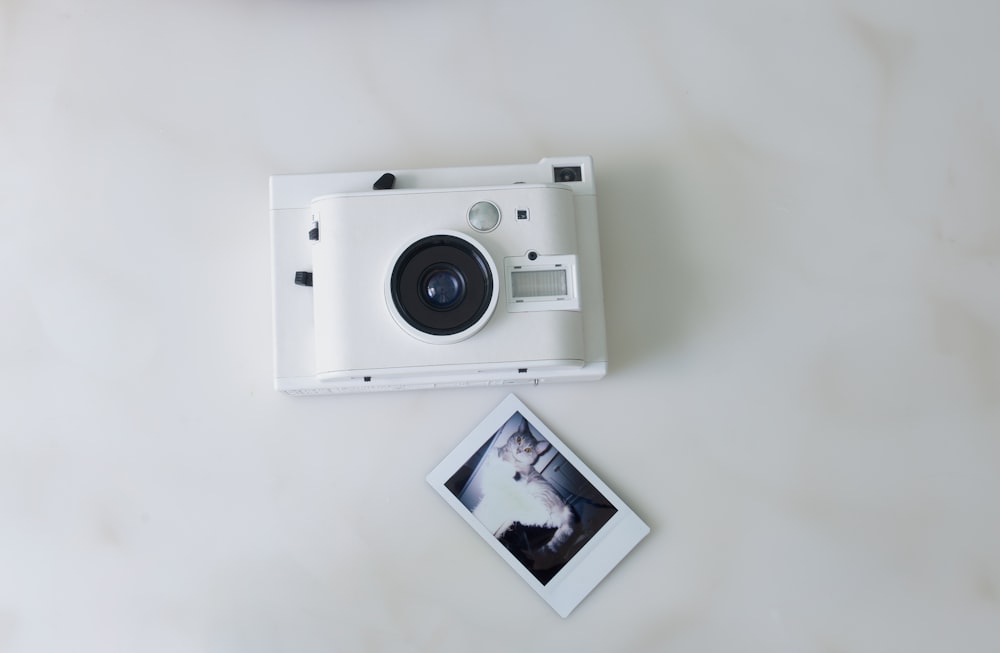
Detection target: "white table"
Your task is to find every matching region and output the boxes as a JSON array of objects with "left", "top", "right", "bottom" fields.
[{"left": 2, "top": 1, "right": 998, "bottom": 651}]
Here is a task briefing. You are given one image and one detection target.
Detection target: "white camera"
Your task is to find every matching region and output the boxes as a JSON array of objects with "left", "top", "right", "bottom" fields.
[{"left": 270, "top": 156, "right": 607, "bottom": 394}]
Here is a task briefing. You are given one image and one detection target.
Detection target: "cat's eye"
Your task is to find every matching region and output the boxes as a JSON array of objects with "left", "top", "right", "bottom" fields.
[
  {"left": 524, "top": 447, "right": 532, "bottom": 453},
  {"left": 516, "top": 436, "right": 522, "bottom": 444}
]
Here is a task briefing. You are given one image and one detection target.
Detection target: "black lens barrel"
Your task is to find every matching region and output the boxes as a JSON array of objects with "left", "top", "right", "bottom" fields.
[{"left": 390, "top": 234, "right": 493, "bottom": 336}]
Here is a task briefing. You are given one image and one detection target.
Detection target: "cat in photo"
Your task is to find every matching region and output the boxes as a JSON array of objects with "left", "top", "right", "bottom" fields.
[{"left": 472, "top": 417, "right": 577, "bottom": 560}]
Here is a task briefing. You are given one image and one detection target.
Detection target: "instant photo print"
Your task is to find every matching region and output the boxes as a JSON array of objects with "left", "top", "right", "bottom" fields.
[{"left": 427, "top": 394, "right": 649, "bottom": 617}]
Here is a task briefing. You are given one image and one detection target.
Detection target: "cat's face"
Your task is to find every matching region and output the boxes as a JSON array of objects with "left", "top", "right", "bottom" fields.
[{"left": 498, "top": 421, "right": 550, "bottom": 467}]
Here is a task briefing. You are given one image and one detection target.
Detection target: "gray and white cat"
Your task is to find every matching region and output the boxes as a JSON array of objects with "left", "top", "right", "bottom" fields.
[{"left": 472, "top": 418, "right": 577, "bottom": 556}]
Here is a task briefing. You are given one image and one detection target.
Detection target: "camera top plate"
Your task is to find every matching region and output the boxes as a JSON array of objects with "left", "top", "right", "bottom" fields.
[{"left": 270, "top": 156, "right": 595, "bottom": 211}]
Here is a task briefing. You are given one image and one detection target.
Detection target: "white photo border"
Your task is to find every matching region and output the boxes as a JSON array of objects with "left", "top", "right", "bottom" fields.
[{"left": 426, "top": 393, "right": 650, "bottom": 617}]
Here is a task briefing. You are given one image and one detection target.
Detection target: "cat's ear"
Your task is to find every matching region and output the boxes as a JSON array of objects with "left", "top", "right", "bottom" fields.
[
  {"left": 535, "top": 440, "right": 550, "bottom": 455},
  {"left": 495, "top": 433, "right": 512, "bottom": 454}
]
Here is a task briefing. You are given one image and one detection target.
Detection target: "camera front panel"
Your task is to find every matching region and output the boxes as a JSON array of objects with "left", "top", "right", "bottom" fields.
[{"left": 309, "top": 184, "right": 586, "bottom": 377}]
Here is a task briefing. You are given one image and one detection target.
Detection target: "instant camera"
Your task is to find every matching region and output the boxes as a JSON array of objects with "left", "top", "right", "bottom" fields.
[{"left": 270, "top": 156, "right": 607, "bottom": 394}]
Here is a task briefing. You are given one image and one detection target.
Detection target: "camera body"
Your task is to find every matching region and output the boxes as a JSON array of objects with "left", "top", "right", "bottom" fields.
[{"left": 270, "top": 157, "right": 607, "bottom": 395}]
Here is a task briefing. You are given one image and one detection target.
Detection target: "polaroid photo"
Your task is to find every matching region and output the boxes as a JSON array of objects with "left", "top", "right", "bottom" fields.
[{"left": 427, "top": 394, "right": 650, "bottom": 617}]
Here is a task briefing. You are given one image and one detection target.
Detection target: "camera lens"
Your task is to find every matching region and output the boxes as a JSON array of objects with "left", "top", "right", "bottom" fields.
[
  {"left": 389, "top": 234, "right": 495, "bottom": 338},
  {"left": 421, "top": 266, "right": 465, "bottom": 309}
]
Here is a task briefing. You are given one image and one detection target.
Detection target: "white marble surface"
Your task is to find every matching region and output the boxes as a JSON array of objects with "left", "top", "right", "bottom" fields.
[{"left": 2, "top": 0, "right": 999, "bottom": 650}]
